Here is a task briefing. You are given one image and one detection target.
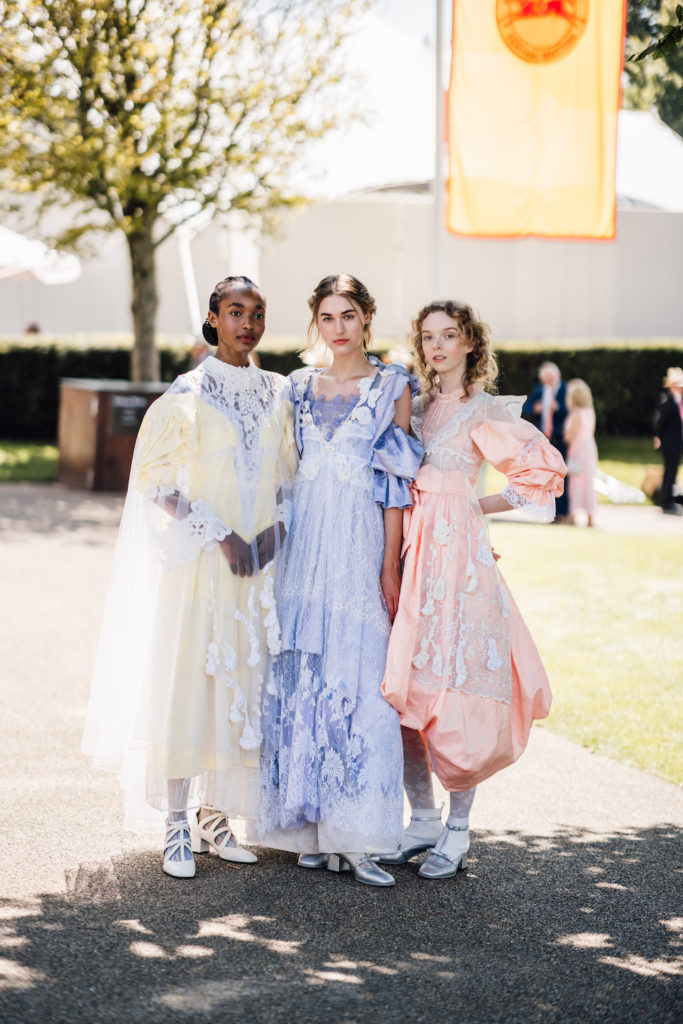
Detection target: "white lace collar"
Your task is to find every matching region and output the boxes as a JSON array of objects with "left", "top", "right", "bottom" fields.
[{"left": 203, "top": 354, "right": 260, "bottom": 384}]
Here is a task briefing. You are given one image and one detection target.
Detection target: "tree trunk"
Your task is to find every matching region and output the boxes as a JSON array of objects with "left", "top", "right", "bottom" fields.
[{"left": 127, "top": 230, "right": 160, "bottom": 382}]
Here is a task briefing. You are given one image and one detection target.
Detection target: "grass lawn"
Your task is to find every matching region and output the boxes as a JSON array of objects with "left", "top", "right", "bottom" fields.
[
  {"left": 488, "top": 519, "right": 683, "bottom": 786},
  {"left": 0, "top": 441, "right": 59, "bottom": 482}
]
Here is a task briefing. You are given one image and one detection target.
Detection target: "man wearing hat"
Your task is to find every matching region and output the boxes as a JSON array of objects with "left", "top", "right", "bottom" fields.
[{"left": 654, "top": 367, "right": 683, "bottom": 515}]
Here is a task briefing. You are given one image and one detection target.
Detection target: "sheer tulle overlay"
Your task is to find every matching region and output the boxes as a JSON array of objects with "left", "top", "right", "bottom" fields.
[
  {"left": 82, "top": 356, "right": 297, "bottom": 831},
  {"left": 382, "top": 389, "right": 566, "bottom": 791},
  {"left": 259, "top": 360, "right": 423, "bottom": 853}
]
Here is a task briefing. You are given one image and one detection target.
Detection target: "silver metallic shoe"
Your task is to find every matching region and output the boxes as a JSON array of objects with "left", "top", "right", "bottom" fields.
[
  {"left": 375, "top": 808, "right": 444, "bottom": 865},
  {"left": 328, "top": 853, "right": 396, "bottom": 887},
  {"left": 417, "top": 824, "right": 469, "bottom": 880},
  {"left": 297, "top": 853, "right": 330, "bottom": 869}
]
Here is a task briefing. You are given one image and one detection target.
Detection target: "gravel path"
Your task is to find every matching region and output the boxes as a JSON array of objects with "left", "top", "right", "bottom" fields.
[{"left": 0, "top": 484, "right": 680, "bottom": 1024}]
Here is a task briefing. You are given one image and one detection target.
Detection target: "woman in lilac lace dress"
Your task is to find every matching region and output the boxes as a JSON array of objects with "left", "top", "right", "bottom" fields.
[{"left": 259, "top": 275, "right": 422, "bottom": 886}]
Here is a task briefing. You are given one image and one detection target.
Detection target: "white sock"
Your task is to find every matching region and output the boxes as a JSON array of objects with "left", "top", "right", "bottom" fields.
[
  {"left": 402, "top": 727, "right": 436, "bottom": 810},
  {"left": 166, "top": 778, "right": 191, "bottom": 863}
]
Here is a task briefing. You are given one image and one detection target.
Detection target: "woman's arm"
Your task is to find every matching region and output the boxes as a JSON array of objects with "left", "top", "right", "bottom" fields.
[
  {"left": 479, "top": 493, "right": 515, "bottom": 516},
  {"left": 381, "top": 508, "right": 403, "bottom": 621},
  {"left": 380, "top": 383, "right": 413, "bottom": 619}
]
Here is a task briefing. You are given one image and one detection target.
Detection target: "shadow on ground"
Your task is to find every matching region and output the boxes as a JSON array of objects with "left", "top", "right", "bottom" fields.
[
  {"left": 0, "top": 484, "right": 122, "bottom": 540},
  {"left": 1, "top": 826, "right": 680, "bottom": 1024}
]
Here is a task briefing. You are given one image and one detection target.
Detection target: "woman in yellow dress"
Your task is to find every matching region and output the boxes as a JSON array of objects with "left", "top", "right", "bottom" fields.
[{"left": 82, "top": 276, "right": 297, "bottom": 878}]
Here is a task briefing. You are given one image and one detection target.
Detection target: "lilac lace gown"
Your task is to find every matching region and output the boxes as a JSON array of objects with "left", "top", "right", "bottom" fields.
[{"left": 259, "top": 359, "right": 422, "bottom": 853}]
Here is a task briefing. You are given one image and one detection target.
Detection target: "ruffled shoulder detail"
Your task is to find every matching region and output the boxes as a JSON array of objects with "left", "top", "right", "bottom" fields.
[
  {"left": 486, "top": 393, "right": 527, "bottom": 421},
  {"left": 370, "top": 356, "right": 420, "bottom": 401},
  {"left": 288, "top": 367, "right": 316, "bottom": 453},
  {"left": 367, "top": 361, "right": 422, "bottom": 509}
]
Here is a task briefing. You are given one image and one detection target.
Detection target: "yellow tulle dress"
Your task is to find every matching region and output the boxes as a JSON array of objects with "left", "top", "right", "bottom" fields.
[{"left": 82, "top": 356, "right": 297, "bottom": 830}]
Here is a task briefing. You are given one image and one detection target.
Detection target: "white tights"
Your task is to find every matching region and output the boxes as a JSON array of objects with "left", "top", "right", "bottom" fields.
[
  {"left": 165, "top": 779, "right": 232, "bottom": 860},
  {"left": 401, "top": 727, "right": 477, "bottom": 827}
]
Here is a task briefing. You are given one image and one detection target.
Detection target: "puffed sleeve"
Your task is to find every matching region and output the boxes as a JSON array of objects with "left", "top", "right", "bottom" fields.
[
  {"left": 133, "top": 390, "right": 231, "bottom": 563},
  {"left": 133, "top": 391, "right": 197, "bottom": 495},
  {"left": 370, "top": 363, "right": 423, "bottom": 509},
  {"left": 471, "top": 396, "right": 567, "bottom": 523},
  {"left": 288, "top": 368, "right": 314, "bottom": 454}
]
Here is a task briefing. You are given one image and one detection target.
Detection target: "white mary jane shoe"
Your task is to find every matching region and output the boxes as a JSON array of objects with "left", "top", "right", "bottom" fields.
[
  {"left": 191, "top": 810, "right": 257, "bottom": 864},
  {"left": 163, "top": 821, "right": 195, "bottom": 879}
]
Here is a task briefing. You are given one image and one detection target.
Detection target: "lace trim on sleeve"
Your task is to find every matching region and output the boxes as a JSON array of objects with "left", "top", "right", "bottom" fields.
[
  {"left": 151, "top": 485, "right": 231, "bottom": 564},
  {"left": 501, "top": 485, "right": 555, "bottom": 523}
]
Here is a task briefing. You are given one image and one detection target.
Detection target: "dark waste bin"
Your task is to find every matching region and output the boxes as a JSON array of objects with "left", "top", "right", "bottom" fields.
[{"left": 58, "top": 378, "right": 168, "bottom": 491}]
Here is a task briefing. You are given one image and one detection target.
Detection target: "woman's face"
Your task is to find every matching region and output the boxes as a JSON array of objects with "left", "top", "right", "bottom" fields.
[
  {"left": 208, "top": 285, "right": 266, "bottom": 365},
  {"left": 420, "top": 311, "right": 472, "bottom": 381},
  {"left": 316, "top": 294, "right": 368, "bottom": 357}
]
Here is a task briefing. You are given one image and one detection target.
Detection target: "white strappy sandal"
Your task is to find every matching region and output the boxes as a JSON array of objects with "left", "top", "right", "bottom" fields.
[
  {"left": 191, "top": 810, "right": 258, "bottom": 864},
  {"left": 163, "top": 820, "right": 196, "bottom": 878}
]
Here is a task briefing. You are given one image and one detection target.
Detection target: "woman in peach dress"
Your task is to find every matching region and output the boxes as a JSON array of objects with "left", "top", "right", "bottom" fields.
[
  {"left": 564, "top": 378, "right": 598, "bottom": 527},
  {"left": 379, "top": 301, "right": 566, "bottom": 879}
]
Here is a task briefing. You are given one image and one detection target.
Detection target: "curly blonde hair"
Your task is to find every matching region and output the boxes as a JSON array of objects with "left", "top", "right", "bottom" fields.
[
  {"left": 306, "top": 274, "right": 377, "bottom": 351},
  {"left": 411, "top": 301, "right": 498, "bottom": 399}
]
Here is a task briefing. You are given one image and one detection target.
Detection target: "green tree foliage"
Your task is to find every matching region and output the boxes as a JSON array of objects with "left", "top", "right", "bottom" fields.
[
  {"left": 624, "top": 1, "right": 683, "bottom": 137},
  {"left": 0, "top": 0, "right": 367, "bottom": 379}
]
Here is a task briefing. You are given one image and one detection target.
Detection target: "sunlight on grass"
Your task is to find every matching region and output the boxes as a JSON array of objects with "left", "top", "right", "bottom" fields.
[
  {"left": 0, "top": 442, "right": 58, "bottom": 482},
  {"left": 488, "top": 521, "right": 683, "bottom": 785}
]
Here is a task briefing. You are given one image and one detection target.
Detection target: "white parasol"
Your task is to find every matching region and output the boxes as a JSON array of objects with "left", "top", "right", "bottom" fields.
[{"left": 0, "top": 225, "right": 81, "bottom": 284}]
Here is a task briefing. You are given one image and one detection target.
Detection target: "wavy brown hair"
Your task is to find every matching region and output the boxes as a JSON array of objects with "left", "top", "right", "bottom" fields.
[
  {"left": 411, "top": 300, "right": 498, "bottom": 399},
  {"left": 306, "top": 274, "right": 377, "bottom": 351}
]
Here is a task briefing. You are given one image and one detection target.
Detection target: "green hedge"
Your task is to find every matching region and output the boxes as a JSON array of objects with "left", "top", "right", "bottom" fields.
[
  {"left": 493, "top": 346, "right": 683, "bottom": 437},
  {"left": 1, "top": 337, "right": 682, "bottom": 440}
]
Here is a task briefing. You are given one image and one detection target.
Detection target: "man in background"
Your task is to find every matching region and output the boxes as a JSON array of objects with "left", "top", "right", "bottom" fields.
[
  {"left": 654, "top": 367, "right": 683, "bottom": 516},
  {"left": 522, "top": 361, "right": 568, "bottom": 521}
]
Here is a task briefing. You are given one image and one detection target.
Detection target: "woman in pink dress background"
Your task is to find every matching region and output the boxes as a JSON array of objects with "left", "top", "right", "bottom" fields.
[
  {"left": 379, "top": 300, "right": 566, "bottom": 879},
  {"left": 564, "top": 378, "right": 598, "bottom": 527}
]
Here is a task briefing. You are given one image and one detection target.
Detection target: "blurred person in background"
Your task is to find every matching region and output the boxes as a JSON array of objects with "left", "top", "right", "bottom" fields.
[
  {"left": 522, "top": 361, "right": 568, "bottom": 521},
  {"left": 654, "top": 367, "right": 683, "bottom": 516},
  {"left": 564, "top": 379, "right": 598, "bottom": 528}
]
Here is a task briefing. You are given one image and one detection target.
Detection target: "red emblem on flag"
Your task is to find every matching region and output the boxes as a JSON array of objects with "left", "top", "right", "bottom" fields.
[{"left": 496, "top": 0, "right": 589, "bottom": 63}]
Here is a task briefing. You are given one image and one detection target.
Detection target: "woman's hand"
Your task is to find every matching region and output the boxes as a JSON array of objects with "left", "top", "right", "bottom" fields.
[
  {"left": 219, "top": 532, "right": 255, "bottom": 577},
  {"left": 380, "top": 559, "right": 402, "bottom": 622},
  {"left": 255, "top": 522, "right": 286, "bottom": 569}
]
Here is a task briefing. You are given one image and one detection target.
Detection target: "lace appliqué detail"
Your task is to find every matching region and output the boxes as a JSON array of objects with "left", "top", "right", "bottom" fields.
[
  {"left": 205, "top": 636, "right": 262, "bottom": 752},
  {"left": 150, "top": 485, "right": 231, "bottom": 565},
  {"left": 502, "top": 485, "right": 555, "bottom": 523},
  {"left": 171, "top": 357, "right": 289, "bottom": 484},
  {"left": 259, "top": 650, "right": 403, "bottom": 845},
  {"left": 410, "top": 504, "right": 512, "bottom": 704}
]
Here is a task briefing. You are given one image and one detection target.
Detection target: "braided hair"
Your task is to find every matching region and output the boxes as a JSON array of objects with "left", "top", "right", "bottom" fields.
[{"left": 202, "top": 275, "right": 261, "bottom": 345}]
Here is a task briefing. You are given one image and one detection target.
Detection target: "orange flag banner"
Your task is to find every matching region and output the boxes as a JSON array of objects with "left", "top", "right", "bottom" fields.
[{"left": 446, "top": 1, "right": 627, "bottom": 238}]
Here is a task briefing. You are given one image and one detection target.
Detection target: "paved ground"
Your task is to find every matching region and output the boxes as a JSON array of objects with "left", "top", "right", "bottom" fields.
[{"left": 0, "top": 484, "right": 681, "bottom": 1024}]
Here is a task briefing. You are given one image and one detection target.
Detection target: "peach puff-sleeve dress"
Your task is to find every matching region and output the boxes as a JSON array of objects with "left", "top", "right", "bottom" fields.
[{"left": 381, "top": 387, "right": 567, "bottom": 791}]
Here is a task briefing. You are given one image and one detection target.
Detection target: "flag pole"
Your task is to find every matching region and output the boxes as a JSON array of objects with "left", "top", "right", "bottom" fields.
[{"left": 434, "top": 0, "right": 445, "bottom": 298}]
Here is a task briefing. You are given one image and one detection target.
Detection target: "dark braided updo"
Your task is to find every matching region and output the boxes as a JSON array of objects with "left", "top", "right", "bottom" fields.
[{"left": 202, "top": 275, "right": 262, "bottom": 345}]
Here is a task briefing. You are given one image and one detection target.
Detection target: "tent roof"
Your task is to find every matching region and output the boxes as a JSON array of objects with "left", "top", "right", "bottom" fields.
[{"left": 303, "top": 13, "right": 683, "bottom": 212}]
